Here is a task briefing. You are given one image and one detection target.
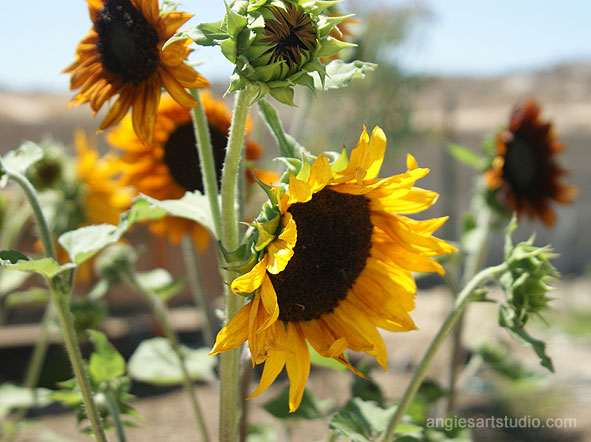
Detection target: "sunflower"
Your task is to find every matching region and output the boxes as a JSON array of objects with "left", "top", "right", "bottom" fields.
[
  {"left": 64, "top": 0, "right": 209, "bottom": 144},
  {"left": 106, "top": 91, "right": 270, "bottom": 250},
  {"left": 484, "top": 99, "right": 578, "bottom": 226},
  {"left": 34, "top": 130, "right": 133, "bottom": 280},
  {"left": 210, "top": 126, "right": 457, "bottom": 411}
]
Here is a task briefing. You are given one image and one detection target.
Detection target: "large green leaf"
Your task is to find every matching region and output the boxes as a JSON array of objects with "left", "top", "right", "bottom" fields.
[
  {"left": 329, "top": 410, "right": 371, "bottom": 442},
  {"left": 58, "top": 191, "right": 214, "bottom": 265},
  {"left": 263, "top": 387, "right": 331, "bottom": 420},
  {"left": 344, "top": 398, "right": 397, "bottom": 436},
  {"left": 128, "top": 338, "right": 215, "bottom": 386},
  {"left": 0, "top": 383, "right": 53, "bottom": 419},
  {"left": 0, "top": 251, "right": 74, "bottom": 279},
  {"left": 88, "top": 330, "right": 126, "bottom": 383}
]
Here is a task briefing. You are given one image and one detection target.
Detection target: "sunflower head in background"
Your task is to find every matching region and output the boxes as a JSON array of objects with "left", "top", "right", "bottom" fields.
[
  {"left": 484, "top": 99, "right": 578, "bottom": 226},
  {"left": 107, "top": 91, "right": 269, "bottom": 250},
  {"left": 64, "top": 0, "right": 209, "bottom": 144},
  {"left": 30, "top": 131, "right": 133, "bottom": 281},
  {"left": 210, "top": 126, "right": 457, "bottom": 411}
]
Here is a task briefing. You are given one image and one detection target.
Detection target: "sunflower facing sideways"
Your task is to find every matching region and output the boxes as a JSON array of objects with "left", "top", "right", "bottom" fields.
[
  {"left": 107, "top": 92, "right": 271, "bottom": 250},
  {"left": 484, "top": 99, "right": 577, "bottom": 226},
  {"left": 64, "top": 0, "right": 209, "bottom": 144},
  {"left": 210, "top": 126, "right": 457, "bottom": 411}
]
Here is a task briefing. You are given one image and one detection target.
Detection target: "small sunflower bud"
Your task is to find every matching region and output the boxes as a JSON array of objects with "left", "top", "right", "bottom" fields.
[
  {"left": 94, "top": 243, "right": 137, "bottom": 286},
  {"left": 182, "top": 0, "right": 358, "bottom": 104}
]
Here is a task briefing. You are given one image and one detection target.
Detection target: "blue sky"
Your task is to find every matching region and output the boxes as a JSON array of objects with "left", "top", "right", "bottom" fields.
[{"left": 1, "top": 0, "right": 589, "bottom": 92}]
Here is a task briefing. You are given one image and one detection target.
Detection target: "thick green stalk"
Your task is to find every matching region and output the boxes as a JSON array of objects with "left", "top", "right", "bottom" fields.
[
  {"left": 218, "top": 86, "right": 256, "bottom": 442},
  {"left": 50, "top": 278, "right": 108, "bottom": 442},
  {"left": 381, "top": 264, "right": 506, "bottom": 442},
  {"left": 181, "top": 236, "right": 216, "bottom": 349},
  {"left": 2, "top": 161, "right": 107, "bottom": 441},
  {"left": 190, "top": 89, "right": 222, "bottom": 238},
  {"left": 125, "top": 272, "right": 210, "bottom": 442}
]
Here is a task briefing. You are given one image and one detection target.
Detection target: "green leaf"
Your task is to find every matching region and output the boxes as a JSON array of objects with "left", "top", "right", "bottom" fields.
[
  {"left": 447, "top": 143, "right": 487, "bottom": 171},
  {"left": 128, "top": 338, "right": 215, "bottom": 386},
  {"left": 58, "top": 191, "right": 214, "bottom": 266},
  {"left": 345, "top": 398, "right": 397, "bottom": 435},
  {"left": 246, "top": 423, "right": 278, "bottom": 442},
  {"left": 498, "top": 305, "right": 554, "bottom": 372},
  {"left": 313, "top": 60, "right": 376, "bottom": 90},
  {"left": 88, "top": 330, "right": 126, "bottom": 383},
  {"left": 59, "top": 224, "right": 121, "bottom": 265},
  {"left": 350, "top": 360, "right": 385, "bottom": 406},
  {"left": 263, "top": 387, "right": 331, "bottom": 420},
  {"left": 0, "top": 384, "right": 53, "bottom": 418},
  {"left": 4, "top": 287, "right": 50, "bottom": 307},
  {"left": 135, "top": 269, "right": 185, "bottom": 302},
  {"left": 0, "top": 141, "right": 44, "bottom": 178},
  {"left": 0, "top": 250, "right": 29, "bottom": 264},
  {"left": 317, "top": 36, "right": 356, "bottom": 58},
  {"left": 329, "top": 410, "right": 371, "bottom": 442},
  {"left": 0, "top": 253, "right": 75, "bottom": 279},
  {"left": 0, "top": 267, "right": 31, "bottom": 293}
]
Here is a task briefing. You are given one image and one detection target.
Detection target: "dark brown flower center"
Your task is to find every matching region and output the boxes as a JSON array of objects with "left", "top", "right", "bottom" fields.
[
  {"left": 270, "top": 188, "right": 373, "bottom": 322},
  {"left": 95, "top": 0, "right": 160, "bottom": 84},
  {"left": 503, "top": 136, "right": 541, "bottom": 196},
  {"left": 261, "top": 3, "right": 316, "bottom": 70},
  {"left": 162, "top": 122, "right": 227, "bottom": 192}
]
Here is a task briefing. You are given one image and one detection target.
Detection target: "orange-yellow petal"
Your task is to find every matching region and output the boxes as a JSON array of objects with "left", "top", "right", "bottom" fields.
[
  {"left": 231, "top": 256, "right": 268, "bottom": 294},
  {"left": 285, "top": 323, "right": 310, "bottom": 412}
]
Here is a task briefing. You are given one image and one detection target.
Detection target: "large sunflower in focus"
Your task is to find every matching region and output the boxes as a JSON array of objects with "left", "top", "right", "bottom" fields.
[
  {"left": 107, "top": 92, "right": 268, "bottom": 250},
  {"left": 210, "top": 126, "right": 457, "bottom": 411},
  {"left": 64, "top": 0, "right": 209, "bottom": 144},
  {"left": 485, "top": 99, "right": 577, "bottom": 226}
]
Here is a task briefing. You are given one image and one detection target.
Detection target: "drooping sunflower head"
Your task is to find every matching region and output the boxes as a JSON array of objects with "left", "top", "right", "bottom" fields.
[
  {"left": 106, "top": 92, "right": 267, "bottom": 249},
  {"left": 210, "top": 126, "right": 457, "bottom": 411},
  {"left": 64, "top": 0, "right": 209, "bottom": 144},
  {"left": 484, "top": 99, "right": 578, "bottom": 226}
]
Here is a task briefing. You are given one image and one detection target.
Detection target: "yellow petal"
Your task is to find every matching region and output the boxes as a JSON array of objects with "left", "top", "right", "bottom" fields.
[
  {"left": 407, "top": 154, "right": 418, "bottom": 170},
  {"left": 288, "top": 174, "right": 312, "bottom": 204},
  {"left": 209, "top": 302, "right": 252, "bottom": 355},
  {"left": 364, "top": 126, "right": 387, "bottom": 179},
  {"left": 306, "top": 155, "right": 332, "bottom": 193},
  {"left": 247, "top": 322, "right": 288, "bottom": 399},
  {"left": 231, "top": 256, "right": 268, "bottom": 294},
  {"left": 258, "top": 276, "right": 280, "bottom": 332},
  {"left": 285, "top": 323, "right": 310, "bottom": 412}
]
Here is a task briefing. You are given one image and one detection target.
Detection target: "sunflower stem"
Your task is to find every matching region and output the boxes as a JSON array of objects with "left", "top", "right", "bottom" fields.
[
  {"left": 447, "top": 203, "right": 493, "bottom": 412},
  {"left": 218, "top": 86, "right": 257, "bottom": 442},
  {"left": 50, "top": 277, "right": 108, "bottom": 442},
  {"left": 190, "top": 89, "right": 222, "bottom": 239},
  {"left": 381, "top": 263, "right": 506, "bottom": 442},
  {"left": 104, "top": 393, "right": 127, "bottom": 442},
  {"left": 181, "top": 236, "right": 217, "bottom": 349},
  {"left": 1, "top": 160, "right": 107, "bottom": 441},
  {"left": 123, "top": 271, "right": 210, "bottom": 442}
]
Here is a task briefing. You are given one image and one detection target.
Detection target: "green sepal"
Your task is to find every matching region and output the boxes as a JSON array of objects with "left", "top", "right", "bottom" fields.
[
  {"left": 251, "top": 169, "right": 278, "bottom": 205},
  {"left": 317, "top": 36, "right": 356, "bottom": 58},
  {"left": 220, "top": 37, "right": 238, "bottom": 63},
  {"left": 331, "top": 147, "right": 349, "bottom": 174},
  {"left": 224, "top": 1, "right": 248, "bottom": 37},
  {"left": 317, "top": 13, "right": 355, "bottom": 38},
  {"left": 219, "top": 242, "right": 259, "bottom": 277},
  {"left": 293, "top": 72, "right": 317, "bottom": 94},
  {"left": 305, "top": 1, "right": 340, "bottom": 16},
  {"left": 269, "top": 86, "right": 295, "bottom": 106},
  {"left": 181, "top": 21, "right": 228, "bottom": 47},
  {"left": 296, "top": 156, "right": 312, "bottom": 181}
]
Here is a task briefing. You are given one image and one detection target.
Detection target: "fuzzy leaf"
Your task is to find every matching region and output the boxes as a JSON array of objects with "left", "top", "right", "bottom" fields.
[
  {"left": 0, "top": 253, "right": 74, "bottom": 279},
  {"left": 88, "top": 330, "right": 126, "bottom": 383},
  {"left": 180, "top": 21, "right": 227, "bottom": 46},
  {"left": 313, "top": 60, "right": 376, "bottom": 90},
  {"left": 329, "top": 410, "right": 371, "bottom": 442},
  {"left": 344, "top": 398, "right": 397, "bottom": 436},
  {"left": 0, "top": 384, "right": 53, "bottom": 418},
  {"left": 59, "top": 224, "right": 121, "bottom": 265},
  {"left": 128, "top": 338, "right": 215, "bottom": 386}
]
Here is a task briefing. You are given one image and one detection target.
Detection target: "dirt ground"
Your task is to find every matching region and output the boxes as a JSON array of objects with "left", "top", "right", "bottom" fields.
[{"left": 10, "top": 277, "right": 590, "bottom": 442}]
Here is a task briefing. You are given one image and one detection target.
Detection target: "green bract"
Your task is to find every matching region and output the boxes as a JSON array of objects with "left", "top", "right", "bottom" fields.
[{"left": 175, "top": 0, "right": 361, "bottom": 104}]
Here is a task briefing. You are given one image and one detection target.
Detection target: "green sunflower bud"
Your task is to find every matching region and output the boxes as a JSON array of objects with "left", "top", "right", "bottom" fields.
[
  {"left": 178, "top": 0, "right": 367, "bottom": 105},
  {"left": 94, "top": 243, "right": 137, "bottom": 286}
]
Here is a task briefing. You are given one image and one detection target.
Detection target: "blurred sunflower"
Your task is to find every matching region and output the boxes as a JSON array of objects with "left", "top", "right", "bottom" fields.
[
  {"left": 484, "top": 99, "right": 578, "bottom": 226},
  {"left": 107, "top": 92, "right": 273, "bottom": 250},
  {"left": 210, "top": 126, "right": 457, "bottom": 411},
  {"left": 33, "top": 130, "right": 133, "bottom": 281},
  {"left": 64, "top": 0, "right": 209, "bottom": 144}
]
